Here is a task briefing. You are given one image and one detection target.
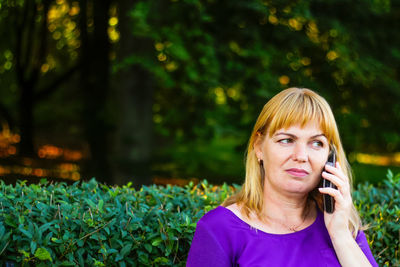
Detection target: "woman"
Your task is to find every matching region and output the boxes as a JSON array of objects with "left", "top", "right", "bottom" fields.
[{"left": 187, "top": 88, "right": 378, "bottom": 266}]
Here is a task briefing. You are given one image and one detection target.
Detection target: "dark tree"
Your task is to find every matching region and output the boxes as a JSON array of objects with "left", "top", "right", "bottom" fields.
[
  {"left": 79, "top": 0, "right": 113, "bottom": 184},
  {"left": 111, "top": 0, "right": 155, "bottom": 188},
  {"left": 2, "top": 0, "right": 79, "bottom": 156}
]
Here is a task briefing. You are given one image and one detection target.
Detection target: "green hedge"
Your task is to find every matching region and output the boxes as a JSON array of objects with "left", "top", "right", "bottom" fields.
[
  {"left": 0, "top": 178, "right": 235, "bottom": 266},
  {"left": 354, "top": 170, "right": 400, "bottom": 266},
  {"left": 0, "top": 171, "right": 399, "bottom": 266}
]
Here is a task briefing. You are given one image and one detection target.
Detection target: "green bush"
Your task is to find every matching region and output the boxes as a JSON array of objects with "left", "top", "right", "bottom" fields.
[
  {"left": 354, "top": 170, "right": 400, "bottom": 266},
  {"left": 0, "top": 179, "right": 237, "bottom": 266},
  {"left": 0, "top": 172, "right": 399, "bottom": 266}
]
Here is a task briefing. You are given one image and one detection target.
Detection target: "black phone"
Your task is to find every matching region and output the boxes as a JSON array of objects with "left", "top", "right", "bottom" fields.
[{"left": 322, "top": 148, "right": 337, "bottom": 213}]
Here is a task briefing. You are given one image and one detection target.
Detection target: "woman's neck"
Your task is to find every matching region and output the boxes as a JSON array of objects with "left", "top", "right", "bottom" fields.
[{"left": 261, "top": 183, "right": 313, "bottom": 227}]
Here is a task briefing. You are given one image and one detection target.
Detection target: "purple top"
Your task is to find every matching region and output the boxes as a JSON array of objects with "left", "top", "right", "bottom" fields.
[{"left": 187, "top": 206, "right": 378, "bottom": 267}]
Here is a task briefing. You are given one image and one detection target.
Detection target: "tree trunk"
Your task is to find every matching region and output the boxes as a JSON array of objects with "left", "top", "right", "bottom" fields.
[
  {"left": 15, "top": 0, "right": 51, "bottom": 156},
  {"left": 80, "top": 0, "right": 113, "bottom": 184},
  {"left": 112, "top": 0, "right": 154, "bottom": 188},
  {"left": 18, "top": 81, "right": 35, "bottom": 156}
]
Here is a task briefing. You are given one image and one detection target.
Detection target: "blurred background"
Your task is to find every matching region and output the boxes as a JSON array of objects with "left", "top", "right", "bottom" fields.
[{"left": 0, "top": 0, "right": 399, "bottom": 189}]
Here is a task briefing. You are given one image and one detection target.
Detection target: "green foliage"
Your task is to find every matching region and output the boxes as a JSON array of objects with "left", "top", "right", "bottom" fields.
[
  {"left": 354, "top": 170, "right": 400, "bottom": 266},
  {"left": 117, "top": 0, "right": 400, "bottom": 181},
  {"left": 352, "top": 162, "right": 400, "bottom": 185},
  {"left": 0, "top": 173, "right": 399, "bottom": 266},
  {"left": 0, "top": 178, "right": 238, "bottom": 266},
  {"left": 154, "top": 135, "right": 247, "bottom": 184},
  {"left": 121, "top": 0, "right": 400, "bottom": 154},
  {"left": 1, "top": 0, "right": 399, "bottom": 185}
]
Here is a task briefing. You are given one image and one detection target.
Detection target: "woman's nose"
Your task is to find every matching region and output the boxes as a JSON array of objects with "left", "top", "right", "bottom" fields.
[{"left": 292, "top": 144, "right": 308, "bottom": 162}]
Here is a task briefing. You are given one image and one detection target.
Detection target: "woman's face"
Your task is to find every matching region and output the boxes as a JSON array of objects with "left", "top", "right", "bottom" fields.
[{"left": 255, "top": 122, "right": 330, "bottom": 196}]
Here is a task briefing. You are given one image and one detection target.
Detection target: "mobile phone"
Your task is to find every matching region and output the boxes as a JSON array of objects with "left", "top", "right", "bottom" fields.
[{"left": 322, "top": 148, "right": 337, "bottom": 213}]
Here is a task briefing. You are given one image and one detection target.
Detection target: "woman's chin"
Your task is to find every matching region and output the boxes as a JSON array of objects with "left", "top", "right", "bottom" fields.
[{"left": 283, "top": 182, "right": 316, "bottom": 195}]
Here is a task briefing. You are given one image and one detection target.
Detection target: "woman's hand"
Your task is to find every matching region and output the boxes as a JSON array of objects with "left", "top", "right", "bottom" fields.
[{"left": 318, "top": 162, "right": 353, "bottom": 238}]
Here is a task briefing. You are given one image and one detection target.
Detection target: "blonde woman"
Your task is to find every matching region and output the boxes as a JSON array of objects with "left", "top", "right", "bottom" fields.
[{"left": 187, "top": 88, "right": 377, "bottom": 266}]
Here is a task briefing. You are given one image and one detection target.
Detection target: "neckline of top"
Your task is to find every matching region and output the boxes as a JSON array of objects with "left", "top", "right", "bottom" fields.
[{"left": 217, "top": 205, "right": 322, "bottom": 237}]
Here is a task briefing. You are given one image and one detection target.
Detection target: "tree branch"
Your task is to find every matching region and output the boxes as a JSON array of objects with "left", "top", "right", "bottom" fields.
[{"left": 35, "top": 63, "right": 81, "bottom": 101}]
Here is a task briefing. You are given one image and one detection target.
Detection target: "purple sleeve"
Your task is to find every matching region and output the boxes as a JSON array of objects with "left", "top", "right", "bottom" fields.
[
  {"left": 356, "top": 230, "right": 378, "bottom": 267},
  {"left": 186, "top": 220, "right": 232, "bottom": 267}
]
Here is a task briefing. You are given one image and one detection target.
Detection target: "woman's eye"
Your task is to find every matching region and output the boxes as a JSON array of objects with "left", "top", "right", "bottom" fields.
[
  {"left": 311, "top": 140, "right": 323, "bottom": 147},
  {"left": 279, "top": 138, "right": 293, "bottom": 144}
]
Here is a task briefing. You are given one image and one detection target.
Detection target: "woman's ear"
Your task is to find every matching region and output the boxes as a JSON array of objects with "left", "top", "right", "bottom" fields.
[{"left": 253, "top": 131, "right": 264, "bottom": 160}]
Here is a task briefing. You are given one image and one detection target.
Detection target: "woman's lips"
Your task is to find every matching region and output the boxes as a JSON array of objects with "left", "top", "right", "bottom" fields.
[{"left": 286, "top": 168, "right": 309, "bottom": 177}]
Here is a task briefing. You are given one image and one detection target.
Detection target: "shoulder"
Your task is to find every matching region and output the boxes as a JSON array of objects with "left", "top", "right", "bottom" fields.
[
  {"left": 189, "top": 206, "right": 240, "bottom": 263},
  {"left": 194, "top": 205, "right": 244, "bottom": 246},
  {"left": 188, "top": 206, "right": 235, "bottom": 266},
  {"left": 197, "top": 206, "right": 236, "bottom": 230}
]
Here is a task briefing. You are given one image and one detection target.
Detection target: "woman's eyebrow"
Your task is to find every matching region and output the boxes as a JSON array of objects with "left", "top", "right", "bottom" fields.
[
  {"left": 312, "top": 134, "right": 327, "bottom": 139},
  {"left": 273, "top": 132, "right": 296, "bottom": 138},
  {"left": 273, "top": 132, "right": 327, "bottom": 139}
]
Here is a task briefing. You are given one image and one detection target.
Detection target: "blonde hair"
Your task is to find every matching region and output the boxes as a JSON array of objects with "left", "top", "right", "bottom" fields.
[{"left": 222, "top": 87, "right": 362, "bottom": 238}]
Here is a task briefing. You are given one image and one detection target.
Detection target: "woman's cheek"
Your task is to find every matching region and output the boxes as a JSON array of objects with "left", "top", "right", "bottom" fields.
[{"left": 311, "top": 152, "right": 328, "bottom": 170}]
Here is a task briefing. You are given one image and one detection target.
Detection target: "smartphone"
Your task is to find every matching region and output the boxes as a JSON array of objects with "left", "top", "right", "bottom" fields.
[{"left": 322, "top": 148, "right": 337, "bottom": 213}]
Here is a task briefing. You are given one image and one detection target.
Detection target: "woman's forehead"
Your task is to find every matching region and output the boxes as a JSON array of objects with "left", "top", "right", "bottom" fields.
[{"left": 269, "top": 122, "right": 326, "bottom": 137}]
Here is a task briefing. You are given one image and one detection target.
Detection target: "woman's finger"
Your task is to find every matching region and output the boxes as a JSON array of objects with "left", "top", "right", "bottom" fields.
[
  {"left": 324, "top": 163, "right": 349, "bottom": 183},
  {"left": 322, "top": 171, "right": 344, "bottom": 187},
  {"left": 321, "top": 171, "right": 349, "bottom": 195},
  {"left": 318, "top": 187, "right": 344, "bottom": 203},
  {"left": 319, "top": 185, "right": 353, "bottom": 212}
]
